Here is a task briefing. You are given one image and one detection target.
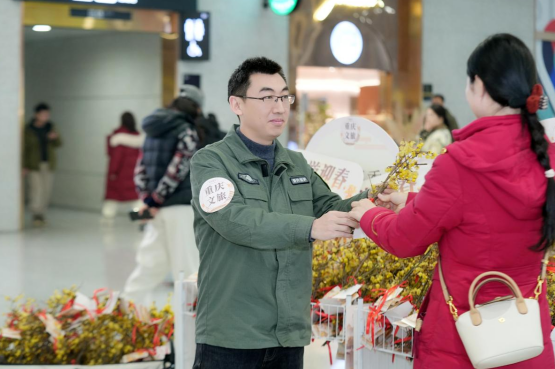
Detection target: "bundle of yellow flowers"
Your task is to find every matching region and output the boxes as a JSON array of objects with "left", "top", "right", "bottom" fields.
[
  {"left": 371, "top": 140, "right": 436, "bottom": 199},
  {"left": 0, "top": 288, "right": 173, "bottom": 365},
  {"left": 545, "top": 262, "right": 555, "bottom": 324},
  {"left": 312, "top": 238, "right": 438, "bottom": 308},
  {"left": 312, "top": 139, "right": 555, "bottom": 334},
  {"left": 310, "top": 141, "right": 440, "bottom": 354},
  {"left": 312, "top": 140, "right": 439, "bottom": 305}
]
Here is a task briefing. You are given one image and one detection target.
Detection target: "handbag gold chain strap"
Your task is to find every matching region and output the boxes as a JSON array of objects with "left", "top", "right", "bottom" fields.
[{"left": 437, "top": 250, "right": 550, "bottom": 322}]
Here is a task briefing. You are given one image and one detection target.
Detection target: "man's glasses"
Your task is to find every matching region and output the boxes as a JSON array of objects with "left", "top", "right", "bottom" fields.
[{"left": 237, "top": 95, "right": 296, "bottom": 105}]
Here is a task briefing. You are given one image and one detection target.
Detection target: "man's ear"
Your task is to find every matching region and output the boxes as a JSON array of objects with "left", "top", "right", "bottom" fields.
[{"left": 229, "top": 96, "right": 243, "bottom": 117}]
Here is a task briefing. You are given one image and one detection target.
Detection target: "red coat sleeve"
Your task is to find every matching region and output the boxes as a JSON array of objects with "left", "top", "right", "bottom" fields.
[{"left": 360, "top": 153, "right": 463, "bottom": 258}]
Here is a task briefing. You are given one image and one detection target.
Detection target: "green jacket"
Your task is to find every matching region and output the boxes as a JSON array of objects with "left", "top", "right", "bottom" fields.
[
  {"left": 191, "top": 125, "right": 368, "bottom": 349},
  {"left": 23, "top": 122, "right": 62, "bottom": 171}
]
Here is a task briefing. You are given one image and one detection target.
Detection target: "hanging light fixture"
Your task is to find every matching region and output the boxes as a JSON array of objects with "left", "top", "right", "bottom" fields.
[{"left": 314, "top": 0, "right": 386, "bottom": 21}]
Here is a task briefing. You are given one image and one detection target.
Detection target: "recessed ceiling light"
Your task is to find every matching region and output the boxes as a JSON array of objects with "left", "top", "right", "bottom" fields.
[{"left": 33, "top": 25, "right": 52, "bottom": 32}]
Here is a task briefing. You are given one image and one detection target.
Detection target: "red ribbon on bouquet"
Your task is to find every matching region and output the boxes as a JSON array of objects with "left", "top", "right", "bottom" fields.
[
  {"left": 318, "top": 284, "right": 342, "bottom": 294},
  {"left": 73, "top": 302, "right": 96, "bottom": 320},
  {"left": 366, "top": 282, "right": 408, "bottom": 346},
  {"left": 92, "top": 288, "right": 115, "bottom": 315},
  {"left": 326, "top": 341, "right": 333, "bottom": 365},
  {"left": 313, "top": 310, "right": 333, "bottom": 321}
]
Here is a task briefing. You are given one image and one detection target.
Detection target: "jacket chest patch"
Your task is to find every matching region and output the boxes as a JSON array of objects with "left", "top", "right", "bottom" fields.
[
  {"left": 290, "top": 176, "right": 310, "bottom": 185},
  {"left": 238, "top": 173, "right": 259, "bottom": 185}
]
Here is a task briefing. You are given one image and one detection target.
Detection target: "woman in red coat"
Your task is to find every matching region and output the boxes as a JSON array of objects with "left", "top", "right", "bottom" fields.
[
  {"left": 350, "top": 34, "right": 555, "bottom": 368},
  {"left": 102, "top": 112, "right": 144, "bottom": 219}
]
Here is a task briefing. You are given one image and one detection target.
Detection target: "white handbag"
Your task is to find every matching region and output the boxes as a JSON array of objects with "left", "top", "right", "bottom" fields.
[{"left": 437, "top": 253, "right": 549, "bottom": 369}]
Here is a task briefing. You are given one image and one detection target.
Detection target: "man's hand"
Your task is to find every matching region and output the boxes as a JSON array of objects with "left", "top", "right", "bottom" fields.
[
  {"left": 349, "top": 199, "right": 376, "bottom": 221},
  {"left": 139, "top": 203, "right": 159, "bottom": 219},
  {"left": 311, "top": 211, "right": 359, "bottom": 241},
  {"left": 375, "top": 189, "right": 409, "bottom": 213},
  {"left": 48, "top": 131, "right": 59, "bottom": 140}
]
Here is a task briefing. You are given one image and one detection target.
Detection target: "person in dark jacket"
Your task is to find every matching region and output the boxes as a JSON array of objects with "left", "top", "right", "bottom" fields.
[
  {"left": 198, "top": 113, "right": 226, "bottom": 146},
  {"left": 102, "top": 112, "right": 144, "bottom": 220},
  {"left": 23, "top": 103, "right": 62, "bottom": 227},
  {"left": 122, "top": 85, "right": 203, "bottom": 305}
]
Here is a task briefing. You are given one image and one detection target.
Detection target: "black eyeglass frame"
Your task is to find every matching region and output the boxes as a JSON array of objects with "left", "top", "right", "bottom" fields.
[{"left": 235, "top": 95, "right": 296, "bottom": 105}]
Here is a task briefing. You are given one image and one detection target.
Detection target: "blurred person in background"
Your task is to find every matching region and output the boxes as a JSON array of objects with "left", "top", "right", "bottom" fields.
[
  {"left": 23, "top": 103, "right": 62, "bottom": 227},
  {"left": 194, "top": 112, "right": 226, "bottom": 148},
  {"left": 122, "top": 85, "right": 203, "bottom": 306},
  {"left": 102, "top": 112, "right": 144, "bottom": 222},
  {"left": 206, "top": 113, "right": 226, "bottom": 143},
  {"left": 420, "top": 104, "right": 453, "bottom": 155},
  {"left": 432, "top": 93, "right": 459, "bottom": 130}
]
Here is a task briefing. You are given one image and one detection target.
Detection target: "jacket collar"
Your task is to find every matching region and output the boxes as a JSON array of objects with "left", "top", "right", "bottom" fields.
[
  {"left": 29, "top": 119, "right": 52, "bottom": 130},
  {"left": 224, "top": 125, "right": 295, "bottom": 169}
]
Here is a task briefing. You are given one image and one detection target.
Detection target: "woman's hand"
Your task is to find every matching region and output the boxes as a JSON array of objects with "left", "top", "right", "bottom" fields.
[
  {"left": 375, "top": 189, "right": 409, "bottom": 213},
  {"left": 350, "top": 199, "right": 376, "bottom": 221}
]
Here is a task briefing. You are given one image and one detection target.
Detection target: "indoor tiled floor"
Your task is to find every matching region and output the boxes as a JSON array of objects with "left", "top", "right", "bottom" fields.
[
  {"left": 0, "top": 208, "right": 347, "bottom": 368},
  {"left": 0, "top": 208, "right": 173, "bottom": 316}
]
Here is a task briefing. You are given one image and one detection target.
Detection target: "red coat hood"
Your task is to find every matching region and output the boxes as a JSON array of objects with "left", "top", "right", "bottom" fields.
[{"left": 447, "top": 114, "right": 548, "bottom": 220}]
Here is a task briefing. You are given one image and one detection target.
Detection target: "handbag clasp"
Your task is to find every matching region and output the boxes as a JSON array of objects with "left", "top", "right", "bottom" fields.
[
  {"left": 447, "top": 296, "right": 459, "bottom": 321},
  {"left": 533, "top": 276, "right": 544, "bottom": 300}
]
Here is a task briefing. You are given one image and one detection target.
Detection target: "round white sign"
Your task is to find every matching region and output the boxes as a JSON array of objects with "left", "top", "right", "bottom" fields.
[
  {"left": 305, "top": 117, "right": 399, "bottom": 191},
  {"left": 330, "top": 21, "right": 363, "bottom": 65}
]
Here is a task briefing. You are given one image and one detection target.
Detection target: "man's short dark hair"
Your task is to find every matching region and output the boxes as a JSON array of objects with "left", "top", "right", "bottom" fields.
[
  {"left": 35, "top": 103, "right": 50, "bottom": 113},
  {"left": 432, "top": 94, "right": 445, "bottom": 102},
  {"left": 228, "top": 57, "right": 287, "bottom": 101}
]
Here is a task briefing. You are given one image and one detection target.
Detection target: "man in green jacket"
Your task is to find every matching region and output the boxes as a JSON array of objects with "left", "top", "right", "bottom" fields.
[
  {"left": 190, "top": 57, "right": 370, "bottom": 368},
  {"left": 23, "top": 103, "right": 62, "bottom": 226}
]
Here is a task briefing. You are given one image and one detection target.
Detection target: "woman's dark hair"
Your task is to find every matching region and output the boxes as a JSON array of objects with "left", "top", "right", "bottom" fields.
[
  {"left": 429, "top": 104, "right": 452, "bottom": 131},
  {"left": 120, "top": 112, "right": 137, "bottom": 133},
  {"left": 467, "top": 33, "right": 554, "bottom": 252},
  {"left": 169, "top": 97, "right": 205, "bottom": 146},
  {"left": 171, "top": 97, "right": 201, "bottom": 119},
  {"left": 433, "top": 94, "right": 445, "bottom": 103},
  {"left": 35, "top": 103, "right": 50, "bottom": 113}
]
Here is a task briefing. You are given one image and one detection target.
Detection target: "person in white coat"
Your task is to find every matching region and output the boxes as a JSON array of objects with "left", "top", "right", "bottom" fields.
[
  {"left": 421, "top": 104, "right": 453, "bottom": 155},
  {"left": 122, "top": 86, "right": 203, "bottom": 306}
]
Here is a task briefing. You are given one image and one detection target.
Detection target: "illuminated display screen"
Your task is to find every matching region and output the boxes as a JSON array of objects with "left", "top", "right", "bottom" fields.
[
  {"left": 181, "top": 12, "right": 210, "bottom": 61},
  {"left": 15, "top": 0, "right": 195, "bottom": 11}
]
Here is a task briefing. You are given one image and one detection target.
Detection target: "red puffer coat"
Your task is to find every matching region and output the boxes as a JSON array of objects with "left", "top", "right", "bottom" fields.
[
  {"left": 105, "top": 127, "right": 143, "bottom": 201},
  {"left": 360, "top": 114, "right": 555, "bottom": 369}
]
